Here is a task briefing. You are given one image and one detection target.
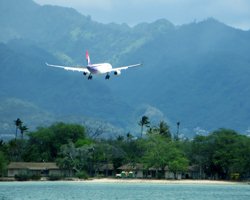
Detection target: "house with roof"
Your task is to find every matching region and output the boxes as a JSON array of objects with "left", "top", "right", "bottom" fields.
[
  {"left": 117, "top": 163, "right": 144, "bottom": 178},
  {"left": 7, "top": 162, "right": 68, "bottom": 177},
  {"left": 117, "top": 163, "right": 199, "bottom": 179},
  {"left": 183, "top": 165, "right": 206, "bottom": 179},
  {"left": 145, "top": 166, "right": 181, "bottom": 179},
  {"left": 96, "top": 163, "right": 114, "bottom": 177}
]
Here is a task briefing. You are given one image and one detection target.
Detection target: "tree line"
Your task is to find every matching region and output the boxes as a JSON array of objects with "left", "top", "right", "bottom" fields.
[{"left": 0, "top": 117, "right": 250, "bottom": 180}]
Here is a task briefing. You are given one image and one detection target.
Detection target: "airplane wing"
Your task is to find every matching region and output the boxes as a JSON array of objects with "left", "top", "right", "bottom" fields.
[
  {"left": 110, "top": 63, "right": 142, "bottom": 72},
  {"left": 46, "top": 63, "right": 90, "bottom": 73}
]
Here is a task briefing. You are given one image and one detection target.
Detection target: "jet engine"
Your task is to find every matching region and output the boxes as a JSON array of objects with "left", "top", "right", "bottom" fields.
[{"left": 114, "top": 70, "right": 121, "bottom": 75}]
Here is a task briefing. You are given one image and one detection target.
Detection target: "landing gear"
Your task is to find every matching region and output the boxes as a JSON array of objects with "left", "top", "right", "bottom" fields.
[
  {"left": 105, "top": 73, "right": 110, "bottom": 80},
  {"left": 88, "top": 75, "right": 93, "bottom": 80}
]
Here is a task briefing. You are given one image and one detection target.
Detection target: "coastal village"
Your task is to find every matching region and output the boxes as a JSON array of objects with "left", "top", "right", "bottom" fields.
[
  {"left": 1, "top": 87, "right": 249, "bottom": 183},
  {"left": 6, "top": 162, "right": 201, "bottom": 180},
  {"left": 1, "top": 121, "right": 250, "bottom": 182}
]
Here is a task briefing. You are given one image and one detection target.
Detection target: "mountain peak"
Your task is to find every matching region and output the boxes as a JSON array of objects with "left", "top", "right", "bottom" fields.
[{"left": 134, "top": 18, "right": 174, "bottom": 34}]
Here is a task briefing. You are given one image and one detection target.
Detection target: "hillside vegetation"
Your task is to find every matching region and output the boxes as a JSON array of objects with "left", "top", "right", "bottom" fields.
[{"left": 1, "top": 0, "right": 250, "bottom": 138}]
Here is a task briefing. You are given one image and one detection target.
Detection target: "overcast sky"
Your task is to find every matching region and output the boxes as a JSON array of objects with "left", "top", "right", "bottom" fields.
[{"left": 34, "top": 0, "right": 250, "bottom": 30}]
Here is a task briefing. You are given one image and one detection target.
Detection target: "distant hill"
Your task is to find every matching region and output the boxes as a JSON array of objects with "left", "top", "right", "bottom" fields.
[
  {"left": 113, "top": 19, "right": 250, "bottom": 132},
  {"left": 1, "top": 0, "right": 250, "bottom": 138}
]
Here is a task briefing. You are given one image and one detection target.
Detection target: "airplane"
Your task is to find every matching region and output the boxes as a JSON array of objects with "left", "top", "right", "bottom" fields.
[{"left": 46, "top": 51, "right": 142, "bottom": 80}]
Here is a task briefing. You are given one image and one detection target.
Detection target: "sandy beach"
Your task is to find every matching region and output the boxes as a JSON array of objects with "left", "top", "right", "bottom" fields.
[
  {"left": 81, "top": 178, "right": 245, "bottom": 185},
  {"left": 1, "top": 177, "right": 248, "bottom": 185}
]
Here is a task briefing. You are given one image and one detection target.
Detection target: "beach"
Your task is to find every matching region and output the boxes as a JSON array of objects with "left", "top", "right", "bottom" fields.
[
  {"left": 81, "top": 178, "right": 245, "bottom": 185},
  {"left": 1, "top": 177, "right": 247, "bottom": 185}
]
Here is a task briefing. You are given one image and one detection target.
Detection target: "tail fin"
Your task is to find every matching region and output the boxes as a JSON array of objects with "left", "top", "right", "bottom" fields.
[{"left": 86, "top": 50, "right": 91, "bottom": 65}]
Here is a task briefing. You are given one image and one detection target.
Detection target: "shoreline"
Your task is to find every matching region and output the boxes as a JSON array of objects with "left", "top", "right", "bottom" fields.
[
  {"left": 1, "top": 177, "right": 248, "bottom": 185},
  {"left": 76, "top": 178, "right": 248, "bottom": 185}
]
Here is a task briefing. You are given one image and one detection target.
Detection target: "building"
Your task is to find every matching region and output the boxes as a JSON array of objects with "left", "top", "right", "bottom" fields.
[
  {"left": 96, "top": 163, "right": 114, "bottom": 177},
  {"left": 118, "top": 163, "right": 144, "bottom": 178},
  {"left": 184, "top": 165, "right": 205, "bottom": 179},
  {"left": 7, "top": 162, "right": 65, "bottom": 177},
  {"left": 117, "top": 163, "right": 199, "bottom": 179}
]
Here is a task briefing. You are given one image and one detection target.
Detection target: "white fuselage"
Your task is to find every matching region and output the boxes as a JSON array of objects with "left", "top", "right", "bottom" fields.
[{"left": 87, "top": 63, "right": 112, "bottom": 74}]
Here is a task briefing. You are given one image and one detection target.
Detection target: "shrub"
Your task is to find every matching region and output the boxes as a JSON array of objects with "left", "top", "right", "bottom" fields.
[
  {"left": 15, "top": 174, "right": 30, "bottom": 181},
  {"left": 48, "top": 175, "right": 62, "bottom": 181},
  {"left": 31, "top": 175, "right": 41, "bottom": 180},
  {"left": 76, "top": 171, "right": 89, "bottom": 180}
]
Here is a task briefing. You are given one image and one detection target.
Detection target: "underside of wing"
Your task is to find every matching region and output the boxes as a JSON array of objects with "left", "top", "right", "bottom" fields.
[{"left": 46, "top": 63, "right": 90, "bottom": 73}]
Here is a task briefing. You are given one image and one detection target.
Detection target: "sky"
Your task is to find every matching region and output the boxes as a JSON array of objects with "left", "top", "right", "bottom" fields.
[{"left": 33, "top": 0, "right": 250, "bottom": 30}]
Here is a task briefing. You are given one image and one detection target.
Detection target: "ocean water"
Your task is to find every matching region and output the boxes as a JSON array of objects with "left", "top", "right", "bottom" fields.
[{"left": 0, "top": 181, "right": 249, "bottom": 200}]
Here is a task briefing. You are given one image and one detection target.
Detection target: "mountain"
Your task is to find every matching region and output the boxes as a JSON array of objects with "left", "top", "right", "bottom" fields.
[
  {"left": 0, "top": 40, "right": 133, "bottom": 139},
  {"left": 113, "top": 19, "right": 250, "bottom": 132},
  {"left": 1, "top": 0, "right": 250, "bottom": 138}
]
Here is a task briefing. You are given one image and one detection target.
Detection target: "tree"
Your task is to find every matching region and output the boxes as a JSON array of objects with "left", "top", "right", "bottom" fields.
[
  {"left": 120, "top": 139, "right": 143, "bottom": 165},
  {"left": 189, "top": 128, "right": 250, "bottom": 180},
  {"left": 0, "top": 151, "right": 7, "bottom": 177},
  {"left": 126, "top": 132, "right": 133, "bottom": 142},
  {"left": 25, "top": 123, "right": 86, "bottom": 162},
  {"left": 138, "top": 116, "right": 150, "bottom": 138},
  {"left": 147, "top": 121, "right": 171, "bottom": 139},
  {"left": 19, "top": 125, "right": 28, "bottom": 140},
  {"left": 24, "top": 127, "right": 55, "bottom": 161},
  {"left": 142, "top": 135, "right": 188, "bottom": 179},
  {"left": 7, "top": 139, "right": 27, "bottom": 162},
  {"left": 57, "top": 142, "right": 95, "bottom": 176},
  {"left": 50, "top": 122, "right": 86, "bottom": 145},
  {"left": 168, "top": 156, "right": 189, "bottom": 179},
  {"left": 188, "top": 135, "right": 211, "bottom": 179},
  {"left": 210, "top": 129, "right": 248, "bottom": 179},
  {"left": 85, "top": 124, "right": 105, "bottom": 139},
  {"left": 175, "top": 122, "right": 180, "bottom": 141},
  {"left": 159, "top": 121, "right": 171, "bottom": 138},
  {"left": 14, "top": 118, "right": 22, "bottom": 140}
]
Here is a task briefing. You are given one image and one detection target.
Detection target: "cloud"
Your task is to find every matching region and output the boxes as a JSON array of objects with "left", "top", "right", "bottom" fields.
[{"left": 34, "top": 0, "right": 250, "bottom": 30}]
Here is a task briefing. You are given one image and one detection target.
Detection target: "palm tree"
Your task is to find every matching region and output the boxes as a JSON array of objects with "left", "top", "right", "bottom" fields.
[
  {"left": 19, "top": 125, "right": 28, "bottom": 140},
  {"left": 175, "top": 121, "right": 180, "bottom": 140},
  {"left": 159, "top": 121, "right": 171, "bottom": 139},
  {"left": 126, "top": 132, "right": 133, "bottom": 142},
  {"left": 138, "top": 116, "right": 150, "bottom": 138},
  {"left": 14, "top": 118, "right": 22, "bottom": 140}
]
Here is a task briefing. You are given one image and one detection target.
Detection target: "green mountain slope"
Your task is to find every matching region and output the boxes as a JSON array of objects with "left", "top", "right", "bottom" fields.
[
  {"left": 113, "top": 19, "right": 250, "bottom": 132},
  {"left": 0, "top": 41, "right": 133, "bottom": 136},
  {"left": 1, "top": 0, "right": 250, "bottom": 136}
]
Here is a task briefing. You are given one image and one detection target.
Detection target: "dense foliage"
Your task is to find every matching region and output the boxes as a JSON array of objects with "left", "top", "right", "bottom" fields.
[
  {"left": 1, "top": 122, "right": 250, "bottom": 180},
  {"left": 186, "top": 129, "right": 250, "bottom": 179}
]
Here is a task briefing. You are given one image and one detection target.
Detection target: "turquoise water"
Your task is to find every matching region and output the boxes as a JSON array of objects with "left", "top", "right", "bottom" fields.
[{"left": 0, "top": 181, "right": 249, "bottom": 200}]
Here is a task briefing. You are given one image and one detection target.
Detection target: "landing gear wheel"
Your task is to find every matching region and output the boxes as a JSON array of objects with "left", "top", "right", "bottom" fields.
[
  {"left": 105, "top": 74, "right": 110, "bottom": 80},
  {"left": 88, "top": 75, "right": 93, "bottom": 80}
]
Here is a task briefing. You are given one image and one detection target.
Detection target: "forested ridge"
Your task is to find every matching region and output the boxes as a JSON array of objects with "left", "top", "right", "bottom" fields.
[
  {"left": 1, "top": 0, "right": 250, "bottom": 137},
  {"left": 1, "top": 120, "right": 250, "bottom": 180}
]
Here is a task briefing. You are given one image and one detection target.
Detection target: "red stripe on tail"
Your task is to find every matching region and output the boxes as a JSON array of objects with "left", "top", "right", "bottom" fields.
[{"left": 86, "top": 50, "right": 91, "bottom": 65}]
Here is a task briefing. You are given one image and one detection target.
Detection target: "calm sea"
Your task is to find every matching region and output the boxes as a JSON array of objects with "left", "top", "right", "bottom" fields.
[{"left": 0, "top": 181, "right": 249, "bottom": 200}]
